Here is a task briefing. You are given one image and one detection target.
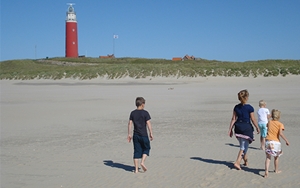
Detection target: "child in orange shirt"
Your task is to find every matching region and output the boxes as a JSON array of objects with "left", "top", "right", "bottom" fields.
[{"left": 264, "top": 109, "right": 290, "bottom": 178}]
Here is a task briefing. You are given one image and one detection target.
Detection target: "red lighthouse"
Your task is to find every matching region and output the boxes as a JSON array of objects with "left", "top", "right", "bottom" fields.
[{"left": 65, "top": 4, "right": 78, "bottom": 57}]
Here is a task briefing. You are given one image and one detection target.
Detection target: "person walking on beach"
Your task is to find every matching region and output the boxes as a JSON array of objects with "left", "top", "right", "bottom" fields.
[
  {"left": 127, "top": 97, "right": 153, "bottom": 173},
  {"left": 257, "top": 100, "right": 271, "bottom": 150},
  {"left": 264, "top": 109, "right": 289, "bottom": 178},
  {"left": 228, "top": 89, "right": 260, "bottom": 170}
]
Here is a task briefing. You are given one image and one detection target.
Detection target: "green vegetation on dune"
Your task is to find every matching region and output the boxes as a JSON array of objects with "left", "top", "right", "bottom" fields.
[{"left": 0, "top": 58, "right": 299, "bottom": 80}]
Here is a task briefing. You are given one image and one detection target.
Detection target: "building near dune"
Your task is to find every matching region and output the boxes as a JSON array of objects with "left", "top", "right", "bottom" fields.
[
  {"left": 172, "top": 57, "right": 182, "bottom": 61},
  {"left": 99, "top": 54, "right": 115, "bottom": 59},
  {"left": 172, "top": 54, "right": 195, "bottom": 61},
  {"left": 183, "top": 54, "right": 195, "bottom": 60},
  {"left": 65, "top": 4, "right": 78, "bottom": 57}
]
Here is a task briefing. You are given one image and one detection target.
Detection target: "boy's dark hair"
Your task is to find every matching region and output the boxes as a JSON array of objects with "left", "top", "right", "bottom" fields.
[{"left": 136, "top": 97, "right": 145, "bottom": 107}]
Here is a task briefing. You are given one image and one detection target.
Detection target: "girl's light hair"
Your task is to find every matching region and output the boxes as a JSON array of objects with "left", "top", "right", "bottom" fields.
[
  {"left": 238, "top": 89, "right": 249, "bottom": 104},
  {"left": 259, "top": 100, "right": 266, "bottom": 107},
  {"left": 271, "top": 109, "right": 281, "bottom": 120}
]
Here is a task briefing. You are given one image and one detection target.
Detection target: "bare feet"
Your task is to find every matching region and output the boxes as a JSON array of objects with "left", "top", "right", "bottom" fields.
[
  {"left": 134, "top": 170, "right": 139, "bottom": 173},
  {"left": 140, "top": 163, "right": 147, "bottom": 172},
  {"left": 264, "top": 170, "right": 282, "bottom": 177},
  {"left": 243, "top": 159, "right": 248, "bottom": 167},
  {"left": 234, "top": 163, "right": 241, "bottom": 170},
  {"left": 275, "top": 170, "right": 282, "bottom": 174}
]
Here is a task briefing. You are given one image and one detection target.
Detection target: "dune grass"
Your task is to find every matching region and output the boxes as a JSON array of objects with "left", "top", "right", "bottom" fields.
[{"left": 0, "top": 57, "right": 299, "bottom": 80}]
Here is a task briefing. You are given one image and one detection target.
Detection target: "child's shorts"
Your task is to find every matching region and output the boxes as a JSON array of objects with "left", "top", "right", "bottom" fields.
[
  {"left": 133, "top": 134, "right": 151, "bottom": 159},
  {"left": 265, "top": 140, "right": 282, "bottom": 157},
  {"left": 237, "top": 137, "right": 249, "bottom": 153},
  {"left": 258, "top": 123, "right": 268, "bottom": 137}
]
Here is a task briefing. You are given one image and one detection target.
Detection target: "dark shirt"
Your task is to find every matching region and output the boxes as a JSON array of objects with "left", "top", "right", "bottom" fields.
[
  {"left": 234, "top": 103, "right": 254, "bottom": 123},
  {"left": 129, "top": 109, "right": 151, "bottom": 136},
  {"left": 234, "top": 103, "right": 255, "bottom": 141}
]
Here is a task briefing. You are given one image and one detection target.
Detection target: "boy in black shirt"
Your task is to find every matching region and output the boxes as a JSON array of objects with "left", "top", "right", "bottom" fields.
[{"left": 127, "top": 97, "right": 153, "bottom": 173}]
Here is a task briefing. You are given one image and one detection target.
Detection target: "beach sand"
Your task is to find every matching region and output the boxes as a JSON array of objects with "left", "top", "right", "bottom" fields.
[{"left": 1, "top": 76, "right": 300, "bottom": 188}]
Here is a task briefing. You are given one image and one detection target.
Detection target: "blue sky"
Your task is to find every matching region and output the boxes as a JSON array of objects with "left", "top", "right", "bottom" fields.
[{"left": 1, "top": 0, "right": 300, "bottom": 62}]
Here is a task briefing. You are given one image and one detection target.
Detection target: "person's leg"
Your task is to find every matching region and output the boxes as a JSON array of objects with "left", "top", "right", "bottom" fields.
[
  {"left": 242, "top": 153, "right": 248, "bottom": 166},
  {"left": 234, "top": 150, "right": 243, "bottom": 170},
  {"left": 140, "top": 136, "right": 150, "bottom": 172},
  {"left": 258, "top": 123, "right": 265, "bottom": 150},
  {"left": 260, "top": 136, "right": 264, "bottom": 150},
  {"left": 274, "top": 156, "right": 281, "bottom": 173},
  {"left": 242, "top": 140, "right": 249, "bottom": 166},
  {"left": 133, "top": 135, "right": 142, "bottom": 173},
  {"left": 264, "top": 153, "right": 271, "bottom": 178},
  {"left": 234, "top": 138, "right": 245, "bottom": 170},
  {"left": 261, "top": 124, "right": 268, "bottom": 150},
  {"left": 258, "top": 123, "right": 263, "bottom": 149},
  {"left": 140, "top": 154, "right": 148, "bottom": 172},
  {"left": 261, "top": 137, "right": 266, "bottom": 150},
  {"left": 261, "top": 124, "right": 267, "bottom": 150},
  {"left": 133, "top": 159, "right": 139, "bottom": 173}
]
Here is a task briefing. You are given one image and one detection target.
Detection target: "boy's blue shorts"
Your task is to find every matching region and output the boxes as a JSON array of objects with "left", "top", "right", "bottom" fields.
[
  {"left": 258, "top": 123, "right": 268, "bottom": 138},
  {"left": 133, "top": 134, "right": 150, "bottom": 159}
]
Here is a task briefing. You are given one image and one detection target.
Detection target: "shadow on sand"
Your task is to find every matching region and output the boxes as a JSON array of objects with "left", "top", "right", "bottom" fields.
[
  {"left": 225, "top": 143, "right": 260, "bottom": 150},
  {"left": 190, "top": 157, "right": 264, "bottom": 176},
  {"left": 190, "top": 157, "right": 232, "bottom": 169},
  {"left": 103, "top": 160, "right": 134, "bottom": 172}
]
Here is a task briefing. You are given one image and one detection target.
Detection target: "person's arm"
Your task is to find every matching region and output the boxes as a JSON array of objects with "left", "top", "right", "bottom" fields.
[
  {"left": 250, "top": 112, "right": 260, "bottom": 134},
  {"left": 127, "top": 120, "right": 133, "bottom": 142},
  {"left": 279, "top": 128, "right": 290, "bottom": 146},
  {"left": 267, "top": 111, "right": 271, "bottom": 120},
  {"left": 146, "top": 120, "right": 153, "bottom": 141},
  {"left": 228, "top": 111, "right": 236, "bottom": 137}
]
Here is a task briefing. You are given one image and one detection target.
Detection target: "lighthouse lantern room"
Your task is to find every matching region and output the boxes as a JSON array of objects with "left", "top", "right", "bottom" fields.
[{"left": 65, "top": 4, "right": 78, "bottom": 57}]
